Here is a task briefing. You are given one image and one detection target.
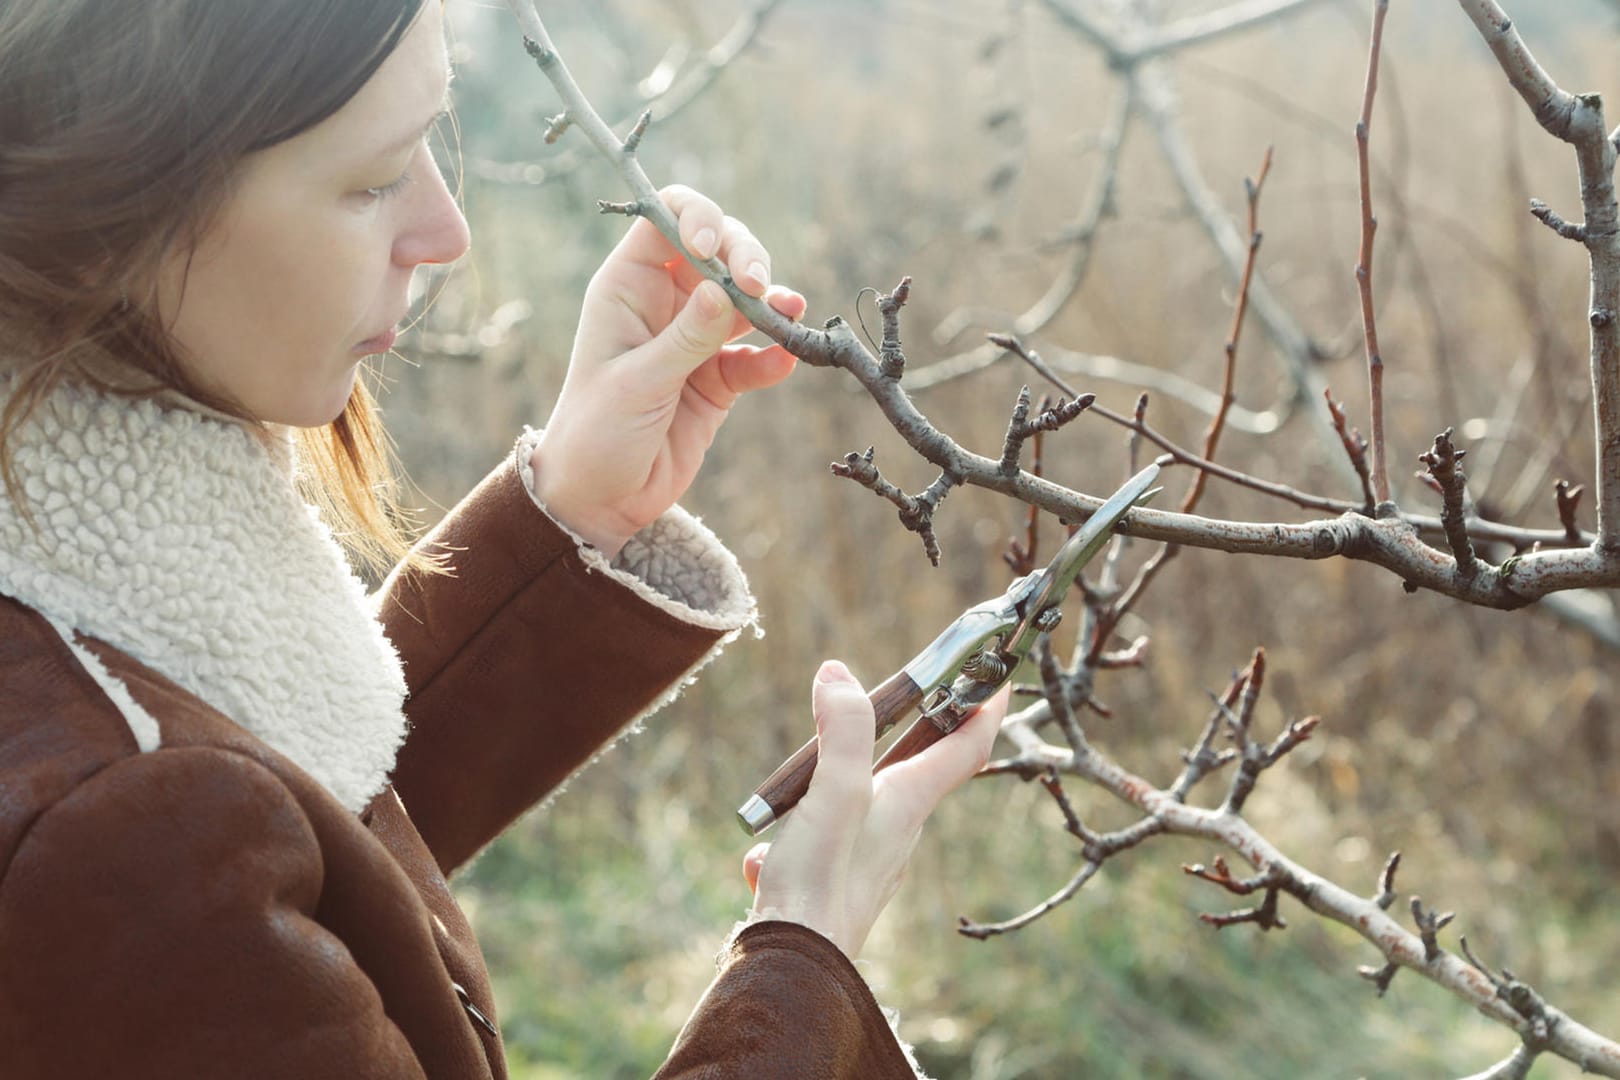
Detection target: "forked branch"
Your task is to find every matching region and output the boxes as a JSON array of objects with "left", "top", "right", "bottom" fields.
[{"left": 977, "top": 660, "right": 1620, "bottom": 1076}]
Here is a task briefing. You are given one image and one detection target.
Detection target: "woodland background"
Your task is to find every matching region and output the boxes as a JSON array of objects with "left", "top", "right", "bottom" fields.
[{"left": 381, "top": 1, "right": 1618, "bottom": 1075}]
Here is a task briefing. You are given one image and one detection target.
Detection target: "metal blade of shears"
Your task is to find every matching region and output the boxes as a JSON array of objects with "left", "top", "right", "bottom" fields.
[
  {"left": 865, "top": 462, "right": 1164, "bottom": 776},
  {"left": 998, "top": 461, "right": 1162, "bottom": 667}
]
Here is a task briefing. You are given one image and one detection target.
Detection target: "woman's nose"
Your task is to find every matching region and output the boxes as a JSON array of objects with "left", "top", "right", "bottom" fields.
[{"left": 394, "top": 157, "right": 471, "bottom": 268}]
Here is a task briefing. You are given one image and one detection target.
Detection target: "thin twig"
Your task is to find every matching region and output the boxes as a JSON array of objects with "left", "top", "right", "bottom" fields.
[
  {"left": 957, "top": 860, "right": 1103, "bottom": 939},
  {"left": 1183, "top": 145, "right": 1273, "bottom": 513},
  {"left": 1412, "top": 895, "right": 1457, "bottom": 963},
  {"left": 1356, "top": 0, "right": 1393, "bottom": 507},
  {"left": 1530, "top": 197, "right": 1588, "bottom": 242},
  {"left": 1419, "top": 428, "right": 1480, "bottom": 576},
  {"left": 1555, "top": 480, "right": 1585, "bottom": 544},
  {"left": 1325, "top": 388, "right": 1376, "bottom": 513},
  {"left": 828, "top": 448, "right": 953, "bottom": 566}
]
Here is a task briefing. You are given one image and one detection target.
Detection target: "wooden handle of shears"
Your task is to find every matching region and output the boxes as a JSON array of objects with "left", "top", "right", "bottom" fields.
[
  {"left": 740, "top": 669, "right": 926, "bottom": 834},
  {"left": 871, "top": 713, "right": 953, "bottom": 773}
]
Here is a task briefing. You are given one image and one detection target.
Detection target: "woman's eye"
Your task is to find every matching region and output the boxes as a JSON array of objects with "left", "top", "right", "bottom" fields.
[{"left": 362, "top": 171, "right": 413, "bottom": 202}]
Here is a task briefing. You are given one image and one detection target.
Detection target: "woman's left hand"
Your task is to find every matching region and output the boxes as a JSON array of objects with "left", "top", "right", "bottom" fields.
[{"left": 528, "top": 185, "right": 806, "bottom": 560}]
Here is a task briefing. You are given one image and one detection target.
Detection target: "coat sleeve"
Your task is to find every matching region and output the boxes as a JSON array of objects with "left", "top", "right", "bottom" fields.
[
  {"left": 376, "top": 439, "right": 757, "bottom": 877},
  {"left": 655, "top": 921, "right": 921, "bottom": 1079},
  {"left": 0, "top": 748, "right": 429, "bottom": 1080}
]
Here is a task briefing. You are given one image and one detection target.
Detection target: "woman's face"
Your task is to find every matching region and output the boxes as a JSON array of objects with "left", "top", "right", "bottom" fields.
[{"left": 157, "top": 3, "right": 470, "bottom": 427}]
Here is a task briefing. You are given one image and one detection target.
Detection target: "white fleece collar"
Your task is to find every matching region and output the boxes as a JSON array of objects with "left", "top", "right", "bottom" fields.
[{"left": 0, "top": 380, "right": 407, "bottom": 814}]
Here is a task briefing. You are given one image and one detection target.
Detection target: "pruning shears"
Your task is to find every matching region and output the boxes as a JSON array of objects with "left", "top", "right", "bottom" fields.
[{"left": 737, "top": 462, "right": 1161, "bottom": 835}]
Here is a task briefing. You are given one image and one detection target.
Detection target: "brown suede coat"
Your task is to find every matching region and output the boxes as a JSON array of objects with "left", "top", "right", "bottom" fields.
[{"left": 0, "top": 459, "right": 916, "bottom": 1079}]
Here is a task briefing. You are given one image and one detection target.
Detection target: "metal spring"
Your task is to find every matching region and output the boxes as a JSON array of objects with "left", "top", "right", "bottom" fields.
[{"left": 961, "top": 650, "right": 1010, "bottom": 683}]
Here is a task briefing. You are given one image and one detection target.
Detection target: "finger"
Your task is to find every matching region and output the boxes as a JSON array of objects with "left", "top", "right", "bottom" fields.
[
  {"left": 718, "top": 215, "right": 770, "bottom": 297},
  {"left": 632, "top": 278, "right": 735, "bottom": 380},
  {"left": 664, "top": 184, "right": 725, "bottom": 261},
  {"left": 743, "top": 842, "right": 770, "bottom": 896},
  {"left": 803, "top": 660, "right": 876, "bottom": 809},
  {"left": 690, "top": 345, "right": 796, "bottom": 405},
  {"left": 668, "top": 216, "right": 772, "bottom": 298},
  {"left": 765, "top": 286, "right": 808, "bottom": 323}
]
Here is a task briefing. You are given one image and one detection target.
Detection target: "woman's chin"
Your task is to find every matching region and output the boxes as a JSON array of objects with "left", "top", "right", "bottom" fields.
[{"left": 281, "top": 368, "right": 363, "bottom": 429}]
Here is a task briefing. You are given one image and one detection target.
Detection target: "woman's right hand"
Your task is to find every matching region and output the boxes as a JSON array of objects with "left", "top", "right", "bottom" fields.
[{"left": 743, "top": 660, "right": 1007, "bottom": 960}]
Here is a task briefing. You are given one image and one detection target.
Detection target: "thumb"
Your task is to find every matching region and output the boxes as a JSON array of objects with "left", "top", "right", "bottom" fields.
[
  {"left": 743, "top": 842, "right": 769, "bottom": 895},
  {"left": 808, "top": 661, "right": 874, "bottom": 787},
  {"left": 642, "top": 279, "right": 734, "bottom": 378}
]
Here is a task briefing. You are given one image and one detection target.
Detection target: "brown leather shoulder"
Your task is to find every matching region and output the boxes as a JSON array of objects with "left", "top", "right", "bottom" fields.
[{"left": 0, "top": 595, "right": 142, "bottom": 871}]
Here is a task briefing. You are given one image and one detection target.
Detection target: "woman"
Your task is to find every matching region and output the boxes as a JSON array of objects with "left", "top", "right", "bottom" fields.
[{"left": 0, "top": 1, "right": 1004, "bottom": 1077}]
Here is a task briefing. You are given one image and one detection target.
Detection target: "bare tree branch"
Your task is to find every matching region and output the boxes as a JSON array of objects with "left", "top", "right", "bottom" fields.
[
  {"left": 506, "top": 0, "right": 1620, "bottom": 617},
  {"left": 1133, "top": 0, "right": 1327, "bottom": 62},
  {"left": 915, "top": 79, "right": 1136, "bottom": 388},
  {"left": 1457, "top": 1045, "right": 1539, "bottom": 1080},
  {"left": 1029, "top": 346, "right": 1288, "bottom": 434},
  {"left": 829, "top": 447, "right": 955, "bottom": 567},
  {"left": 1355, "top": 0, "right": 1393, "bottom": 506},
  {"left": 1133, "top": 61, "right": 1347, "bottom": 470},
  {"left": 1457, "top": 0, "right": 1620, "bottom": 551},
  {"left": 1185, "top": 145, "right": 1272, "bottom": 512},
  {"left": 475, "top": 0, "right": 783, "bottom": 186},
  {"left": 984, "top": 683, "right": 1620, "bottom": 1076},
  {"left": 1039, "top": 0, "right": 1325, "bottom": 65},
  {"left": 1325, "top": 387, "right": 1376, "bottom": 513}
]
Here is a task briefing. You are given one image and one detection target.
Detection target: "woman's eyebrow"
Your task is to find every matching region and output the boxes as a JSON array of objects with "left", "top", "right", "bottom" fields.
[
  {"left": 376, "top": 107, "right": 451, "bottom": 156},
  {"left": 371, "top": 71, "right": 455, "bottom": 157}
]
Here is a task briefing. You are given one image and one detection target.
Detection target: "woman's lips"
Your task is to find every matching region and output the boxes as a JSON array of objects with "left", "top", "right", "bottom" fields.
[{"left": 352, "top": 328, "right": 398, "bottom": 356}]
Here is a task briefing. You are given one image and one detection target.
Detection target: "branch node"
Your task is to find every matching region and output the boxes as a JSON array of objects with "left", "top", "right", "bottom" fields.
[
  {"left": 1460, "top": 937, "right": 1561, "bottom": 1050},
  {"left": 544, "top": 112, "right": 572, "bottom": 144},
  {"left": 522, "top": 36, "right": 554, "bottom": 66}
]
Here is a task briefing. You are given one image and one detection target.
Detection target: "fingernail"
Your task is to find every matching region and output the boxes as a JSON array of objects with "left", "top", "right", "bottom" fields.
[
  {"left": 817, "top": 659, "right": 855, "bottom": 684},
  {"left": 746, "top": 261, "right": 769, "bottom": 290},
  {"left": 692, "top": 228, "right": 718, "bottom": 259}
]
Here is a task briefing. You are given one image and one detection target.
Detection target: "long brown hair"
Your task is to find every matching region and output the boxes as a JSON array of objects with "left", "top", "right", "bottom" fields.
[{"left": 0, "top": 0, "right": 435, "bottom": 574}]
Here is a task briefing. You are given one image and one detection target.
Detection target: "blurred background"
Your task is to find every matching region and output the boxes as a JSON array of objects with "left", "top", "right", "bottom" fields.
[{"left": 385, "top": 1, "right": 1619, "bottom": 1075}]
